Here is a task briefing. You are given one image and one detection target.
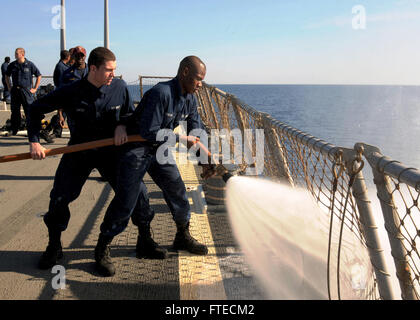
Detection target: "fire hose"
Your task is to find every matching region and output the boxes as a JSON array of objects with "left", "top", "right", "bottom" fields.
[{"left": 0, "top": 135, "right": 233, "bottom": 181}]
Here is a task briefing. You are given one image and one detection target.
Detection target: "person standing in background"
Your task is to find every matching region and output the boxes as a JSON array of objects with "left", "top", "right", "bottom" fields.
[
  {"left": 4, "top": 48, "right": 43, "bottom": 137},
  {"left": 52, "top": 50, "right": 71, "bottom": 138},
  {"left": 1, "top": 56, "right": 11, "bottom": 102},
  {"left": 60, "top": 46, "right": 88, "bottom": 85},
  {"left": 53, "top": 49, "right": 71, "bottom": 88}
]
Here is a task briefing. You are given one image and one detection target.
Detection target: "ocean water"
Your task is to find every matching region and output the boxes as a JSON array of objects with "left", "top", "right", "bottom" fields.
[
  {"left": 216, "top": 84, "right": 420, "bottom": 170},
  {"left": 132, "top": 84, "right": 420, "bottom": 170},
  {"left": 214, "top": 84, "right": 420, "bottom": 299}
]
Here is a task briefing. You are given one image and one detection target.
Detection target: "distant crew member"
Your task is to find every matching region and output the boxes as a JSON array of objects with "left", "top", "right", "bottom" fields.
[
  {"left": 4, "top": 48, "right": 43, "bottom": 137},
  {"left": 59, "top": 46, "right": 88, "bottom": 136},
  {"left": 53, "top": 50, "right": 71, "bottom": 88},
  {"left": 1, "top": 56, "right": 11, "bottom": 102},
  {"left": 60, "top": 46, "right": 88, "bottom": 85},
  {"left": 67, "top": 48, "right": 75, "bottom": 66},
  {"left": 52, "top": 50, "right": 71, "bottom": 138}
]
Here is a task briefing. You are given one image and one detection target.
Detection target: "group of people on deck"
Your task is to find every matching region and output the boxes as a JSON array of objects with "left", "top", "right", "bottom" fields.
[
  {"left": 1, "top": 46, "right": 89, "bottom": 142},
  {"left": 2, "top": 45, "right": 216, "bottom": 277}
]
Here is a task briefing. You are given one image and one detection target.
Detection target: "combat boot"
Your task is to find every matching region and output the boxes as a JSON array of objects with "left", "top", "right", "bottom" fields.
[
  {"left": 38, "top": 229, "right": 63, "bottom": 269},
  {"left": 173, "top": 222, "right": 208, "bottom": 255},
  {"left": 39, "top": 130, "right": 55, "bottom": 144},
  {"left": 136, "top": 224, "right": 168, "bottom": 259},
  {"left": 94, "top": 234, "right": 115, "bottom": 277}
]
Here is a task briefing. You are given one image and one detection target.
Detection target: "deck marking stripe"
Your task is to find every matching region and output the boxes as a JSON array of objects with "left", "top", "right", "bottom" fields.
[{"left": 174, "top": 147, "right": 227, "bottom": 300}]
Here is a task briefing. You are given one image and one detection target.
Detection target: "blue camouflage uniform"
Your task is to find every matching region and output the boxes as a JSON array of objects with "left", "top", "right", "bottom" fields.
[
  {"left": 100, "top": 77, "right": 204, "bottom": 237},
  {"left": 6, "top": 59, "right": 41, "bottom": 133},
  {"left": 27, "top": 76, "right": 150, "bottom": 233}
]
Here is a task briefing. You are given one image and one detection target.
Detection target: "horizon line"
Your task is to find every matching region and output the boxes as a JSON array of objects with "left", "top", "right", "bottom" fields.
[{"left": 207, "top": 83, "right": 420, "bottom": 86}]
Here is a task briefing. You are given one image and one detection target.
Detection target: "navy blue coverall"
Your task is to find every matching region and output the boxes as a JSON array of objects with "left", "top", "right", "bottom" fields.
[
  {"left": 27, "top": 77, "right": 150, "bottom": 233},
  {"left": 6, "top": 59, "right": 41, "bottom": 133},
  {"left": 99, "top": 77, "right": 203, "bottom": 237}
]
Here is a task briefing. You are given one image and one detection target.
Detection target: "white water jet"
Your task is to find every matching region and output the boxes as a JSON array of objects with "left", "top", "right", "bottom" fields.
[{"left": 225, "top": 176, "right": 374, "bottom": 300}]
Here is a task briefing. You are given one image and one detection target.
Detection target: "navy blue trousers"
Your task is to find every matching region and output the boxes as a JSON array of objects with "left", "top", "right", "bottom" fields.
[
  {"left": 99, "top": 144, "right": 191, "bottom": 238},
  {"left": 10, "top": 87, "right": 34, "bottom": 133},
  {"left": 1, "top": 77, "right": 10, "bottom": 100},
  {"left": 43, "top": 147, "right": 150, "bottom": 234},
  {"left": 51, "top": 111, "right": 70, "bottom": 137}
]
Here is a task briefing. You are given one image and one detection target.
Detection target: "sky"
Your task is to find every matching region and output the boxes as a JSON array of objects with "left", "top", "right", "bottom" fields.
[{"left": 1, "top": 0, "right": 420, "bottom": 84}]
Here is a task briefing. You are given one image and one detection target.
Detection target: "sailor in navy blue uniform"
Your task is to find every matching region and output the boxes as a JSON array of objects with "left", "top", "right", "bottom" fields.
[
  {"left": 52, "top": 49, "right": 71, "bottom": 137},
  {"left": 57, "top": 46, "right": 88, "bottom": 136},
  {"left": 5, "top": 48, "right": 41, "bottom": 135},
  {"left": 1, "top": 56, "right": 10, "bottom": 102},
  {"left": 53, "top": 50, "right": 71, "bottom": 88},
  {"left": 27, "top": 47, "right": 150, "bottom": 277},
  {"left": 101, "top": 56, "right": 215, "bottom": 260},
  {"left": 60, "top": 46, "right": 88, "bottom": 86}
]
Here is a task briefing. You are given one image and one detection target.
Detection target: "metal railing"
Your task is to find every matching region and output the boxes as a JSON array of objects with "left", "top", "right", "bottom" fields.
[
  {"left": 358, "top": 143, "right": 420, "bottom": 300},
  {"left": 195, "top": 83, "right": 396, "bottom": 299},
  {"left": 33, "top": 75, "right": 144, "bottom": 104},
  {"left": 34, "top": 74, "right": 169, "bottom": 104},
  {"left": 139, "top": 75, "right": 172, "bottom": 99},
  {"left": 194, "top": 82, "right": 420, "bottom": 300}
]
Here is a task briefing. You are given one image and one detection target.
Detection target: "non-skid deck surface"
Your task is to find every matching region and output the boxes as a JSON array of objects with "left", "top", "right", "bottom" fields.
[{"left": 0, "top": 110, "right": 265, "bottom": 300}]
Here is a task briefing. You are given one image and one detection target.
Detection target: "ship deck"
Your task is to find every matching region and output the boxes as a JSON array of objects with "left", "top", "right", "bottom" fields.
[{"left": 0, "top": 107, "right": 265, "bottom": 300}]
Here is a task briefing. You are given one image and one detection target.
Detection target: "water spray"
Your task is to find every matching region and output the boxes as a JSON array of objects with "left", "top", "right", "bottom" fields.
[{"left": 224, "top": 176, "right": 375, "bottom": 300}]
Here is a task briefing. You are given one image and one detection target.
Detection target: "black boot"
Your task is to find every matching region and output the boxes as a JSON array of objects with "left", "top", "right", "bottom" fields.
[
  {"left": 173, "top": 222, "right": 208, "bottom": 255},
  {"left": 136, "top": 224, "right": 168, "bottom": 259},
  {"left": 38, "top": 229, "right": 63, "bottom": 269},
  {"left": 39, "top": 130, "right": 55, "bottom": 144},
  {"left": 94, "top": 234, "right": 115, "bottom": 277}
]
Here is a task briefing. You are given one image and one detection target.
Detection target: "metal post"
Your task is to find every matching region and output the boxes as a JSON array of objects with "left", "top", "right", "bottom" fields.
[
  {"left": 341, "top": 147, "right": 395, "bottom": 300},
  {"left": 357, "top": 143, "right": 418, "bottom": 300},
  {"left": 104, "top": 0, "right": 109, "bottom": 48},
  {"left": 60, "top": 0, "right": 66, "bottom": 50},
  {"left": 139, "top": 76, "right": 143, "bottom": 98}
]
